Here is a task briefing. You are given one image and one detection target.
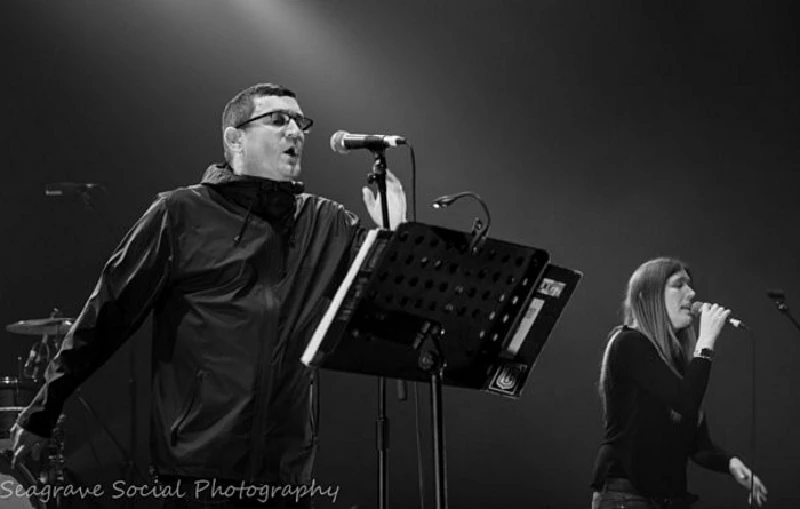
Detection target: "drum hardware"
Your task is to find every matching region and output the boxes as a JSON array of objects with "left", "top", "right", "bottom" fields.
[
  {"left": 22, "top": 340, "right": 50, "bottom": 385},
  {"left": 17, "top": 170, "right": 142, "bottom": 507},
  {"left": 6, "top": 306, "right": 148, "bottom": 508},
  {"left": 0, "top": 415, "right": 65, "bottom": 509},
  {"left": 7, "top": 309, "right": 73, "bottom": 385},
  {"left": 0, "top": 449, "right": 54, "bottom": 509},
  {"left": 46, "top": 184, "right": 145, "bottom": 508},
  {"left": 2, "top": 308, "right": 70, "bottom": 508},
  {"left": 0, "top": 377, "right": 40, "bottom": 440},
  {"left": 39, "top": 415, "right": 66, "bottom": 488},
  {"left": 5, "top": 317, "right": 74, "bottom": 336},
  {"left": 1, "top": 188, "right": 124, "bottom": 507}
]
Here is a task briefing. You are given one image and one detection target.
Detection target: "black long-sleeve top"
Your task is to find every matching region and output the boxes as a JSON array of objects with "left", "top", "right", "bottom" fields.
[{"left": 591, "top": 326, "right": 732, "bottom": 499}]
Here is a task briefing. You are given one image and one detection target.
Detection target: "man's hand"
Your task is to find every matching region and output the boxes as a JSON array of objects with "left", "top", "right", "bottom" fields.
[
  {"left": 362, "top": 169, "right": 406, "bottom": 230},
  {"left": 10, "top": 423, "right": 48, "bottom": 469},
  {"left": 729, "top": 457, "right": 768, "bottom": 506}
]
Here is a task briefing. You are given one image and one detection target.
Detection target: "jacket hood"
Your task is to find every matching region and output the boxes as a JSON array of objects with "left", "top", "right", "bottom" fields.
[
  {"left": 202, "top": 163, "right": 236, "bottom": 185},
  {"left": 201, "top": 163, "right": 304, "bottom": 192},
  {"left": 201, "top": 163, "right": 305, "bottom": 244}
]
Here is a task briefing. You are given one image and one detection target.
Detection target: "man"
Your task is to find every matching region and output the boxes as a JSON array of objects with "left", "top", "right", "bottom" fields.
[{"left": 11, "top": 83, "right": 406, "bottom": 508}]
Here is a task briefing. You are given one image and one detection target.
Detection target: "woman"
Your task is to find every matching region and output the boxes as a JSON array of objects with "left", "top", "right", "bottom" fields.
[{"left": 590, "top": 257, "right": 768, "bottom": 508}]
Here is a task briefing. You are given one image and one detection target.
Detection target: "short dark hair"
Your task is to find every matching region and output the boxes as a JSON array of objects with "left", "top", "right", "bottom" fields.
[{"left": 221, "top": 83, "right": 297, "bottom": 161}]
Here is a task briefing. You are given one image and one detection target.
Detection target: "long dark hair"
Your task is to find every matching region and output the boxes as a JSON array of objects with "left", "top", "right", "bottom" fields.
[{"left": 598, "top": 257, "right": 698, "bottom": 416}]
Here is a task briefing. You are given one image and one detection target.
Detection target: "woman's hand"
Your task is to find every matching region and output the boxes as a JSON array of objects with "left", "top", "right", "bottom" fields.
[
  {"left": 729, "top": 457, "right": 768, "bottom": 506},
  {"left": 696, "top": 302, "right": 731, "bottom": 350}
]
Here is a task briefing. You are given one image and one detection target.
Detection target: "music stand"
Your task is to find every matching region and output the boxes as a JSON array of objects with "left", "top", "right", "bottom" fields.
[{"left": 302, "top": 222, "right": 582, "bottom": 509}]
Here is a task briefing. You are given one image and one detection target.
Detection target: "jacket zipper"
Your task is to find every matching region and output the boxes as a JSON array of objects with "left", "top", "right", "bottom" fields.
[
  {"left": 169, "top": 369, "right": 205, "bottom": 446},
  {"left": 246, "top": 222, "right": 284, "bottom": 481}
]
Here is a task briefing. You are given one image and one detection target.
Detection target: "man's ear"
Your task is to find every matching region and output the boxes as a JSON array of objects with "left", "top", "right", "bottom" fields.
[{"left": 223, "top": 126, "right": 243, "bottom": 155}]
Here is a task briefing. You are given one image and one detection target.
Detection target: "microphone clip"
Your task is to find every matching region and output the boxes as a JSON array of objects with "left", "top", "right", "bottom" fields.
[
  {"left": 767, "top": 289, "right": 788, "bottom": 312},
  {"left": 432, "top": 191, "right": 492, "bottom": 255},
  {"left": 767, "top": 289, "right": 800, "bottom": 334},
  {"left": 468, "top": 217, "right": 488, "bottom": 254},
  {"left": 365, "top": 150, "right": 393, "bottom": 230}
]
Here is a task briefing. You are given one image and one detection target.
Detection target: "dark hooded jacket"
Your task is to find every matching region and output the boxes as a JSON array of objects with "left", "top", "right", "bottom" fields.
[{"left": 19, "top": 163, "right": 361, "bottom": 484}]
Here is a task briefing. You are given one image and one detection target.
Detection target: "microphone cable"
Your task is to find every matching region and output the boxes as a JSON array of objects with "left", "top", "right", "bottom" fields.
[
  {"left": 409, "top": 144, "right": 417, "bottom": 227},
  {"left": 413, "top": 381, "right": 427, "bottom": 509},
  {"left": 396, "top": 142, "right": 427, "bottom": 509},
  {"left": 406, "top": 143, "right": 428, "bottom": 509},
  {"left": 748, "top": 325, "right": 756, "bottom": 508}
]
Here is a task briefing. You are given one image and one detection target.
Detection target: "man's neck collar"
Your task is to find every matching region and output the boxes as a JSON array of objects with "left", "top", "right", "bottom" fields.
[
  {"left": 228, "top": 161, "right": 292, "bottom": 182},
  {"left": 205, "top": 163, "right": 305, "bottom": 194}
]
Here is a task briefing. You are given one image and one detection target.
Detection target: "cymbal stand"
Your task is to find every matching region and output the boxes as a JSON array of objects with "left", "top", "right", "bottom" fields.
[
  {"left": 53, "top": 187, "right": 144, "bottom": 507},
  {"left": 79, "top": 188, "right": 143, "bottom": 508}
]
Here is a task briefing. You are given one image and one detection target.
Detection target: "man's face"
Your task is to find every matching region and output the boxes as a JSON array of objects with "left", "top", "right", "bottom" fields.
[{"left": 237, "top": 95, "right": 306, "bottom": 181}]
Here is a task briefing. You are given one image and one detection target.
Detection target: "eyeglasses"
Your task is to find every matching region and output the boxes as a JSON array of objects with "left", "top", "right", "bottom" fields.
[{"left": 235, "top": 110, "right": 314, "bottom": 133}]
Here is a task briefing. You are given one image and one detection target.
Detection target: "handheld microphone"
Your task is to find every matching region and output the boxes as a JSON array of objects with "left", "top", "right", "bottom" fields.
[
  {"left": 329, "top": 130, "right": 407, "bottom": 154},
  {"left": 45, "top": 182, "right": 103, "bottom": 197},
  {"left": 690, "top": 302, "right": 746, "bottom": 329}
]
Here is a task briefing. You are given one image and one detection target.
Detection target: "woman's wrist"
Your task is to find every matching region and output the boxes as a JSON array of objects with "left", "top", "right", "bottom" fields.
[
  {"left": 694, "top": 347, "right": 714, "bottom": 360},
  {"left": 695, "top": 338, "right": 716, "bottom": 355},
  {"left": 728, "top": 456, "right": 743, "bottom": 475}
]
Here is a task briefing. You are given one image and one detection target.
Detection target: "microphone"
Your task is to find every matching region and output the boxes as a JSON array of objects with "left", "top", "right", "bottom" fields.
[
  {"left": 45, "top": 182, "right": 104, "bottom": 197},
  {"left": 329, "top": 130, "right": 407, "bottom": 154},
  {"left": 690, "top": 302, "right": 746, "bottom": 329}
]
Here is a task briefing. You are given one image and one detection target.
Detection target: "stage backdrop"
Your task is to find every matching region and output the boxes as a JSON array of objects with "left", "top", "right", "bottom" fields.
[{"left": 1, "top": 1, "right": 797, "bottom": 508}]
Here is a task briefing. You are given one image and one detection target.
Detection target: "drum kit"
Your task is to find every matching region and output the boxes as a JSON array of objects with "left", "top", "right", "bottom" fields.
[{"left": 1, "top": 311, "right": 72, "bottom": 509}]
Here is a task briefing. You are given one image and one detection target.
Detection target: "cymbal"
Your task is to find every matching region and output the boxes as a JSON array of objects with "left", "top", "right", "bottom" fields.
[{"left": 6, "top": 317, "right": 74, "bottom": 336}]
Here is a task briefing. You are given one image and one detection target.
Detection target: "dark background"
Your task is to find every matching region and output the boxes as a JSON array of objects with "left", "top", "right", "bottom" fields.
[{"left": 1, "top": 1, "right": 798, "bottom": 508}]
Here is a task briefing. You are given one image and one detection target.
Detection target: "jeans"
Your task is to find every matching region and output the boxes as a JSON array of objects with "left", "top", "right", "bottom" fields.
[
  {"left": 592, "top": 490, "right": 655, "bottom": 509},
  {"left": 591, "top": 478, "right": 693, "bottom": 509}
]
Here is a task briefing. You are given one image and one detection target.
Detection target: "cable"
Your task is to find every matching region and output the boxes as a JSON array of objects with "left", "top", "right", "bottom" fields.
[
  {"left": 409, "top": 144, "right": 426, "bottom": 508},
  {"left": 311, "top": 369, "right": 321, "bottom": 454},
  {"left": 409, "top": 144, "right": 417, "bottom": 223},
  {"left": 413, "top": 382, "right": 427, "bottom": 509},
  {"left": 404, "top": 143, "right": 427, "bottom": 509},
  {"left": 749, "top": 326, "right": 756, "bottom": 508}
]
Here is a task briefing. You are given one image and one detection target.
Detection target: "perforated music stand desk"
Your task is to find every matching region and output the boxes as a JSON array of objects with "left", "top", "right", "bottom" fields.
[{"left": 302, "top": 222, "right": 582, "bottom": 509}]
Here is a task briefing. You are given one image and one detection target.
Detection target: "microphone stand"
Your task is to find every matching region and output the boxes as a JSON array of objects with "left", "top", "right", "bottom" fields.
[
  {"left": 366, "top": 150, "right": 391, "bottom": 509},
  {"left": 774, "top": 302, "right": 800, "bottom": 334},
  {"left": 76, "top": 188, "right": 144, "bottom": 508},
  {"left": 367, "top": 150, "right": 392, "bottom": 231},
  {"left": 767, "top": 291, "right": 800, "bottom": 335}
]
